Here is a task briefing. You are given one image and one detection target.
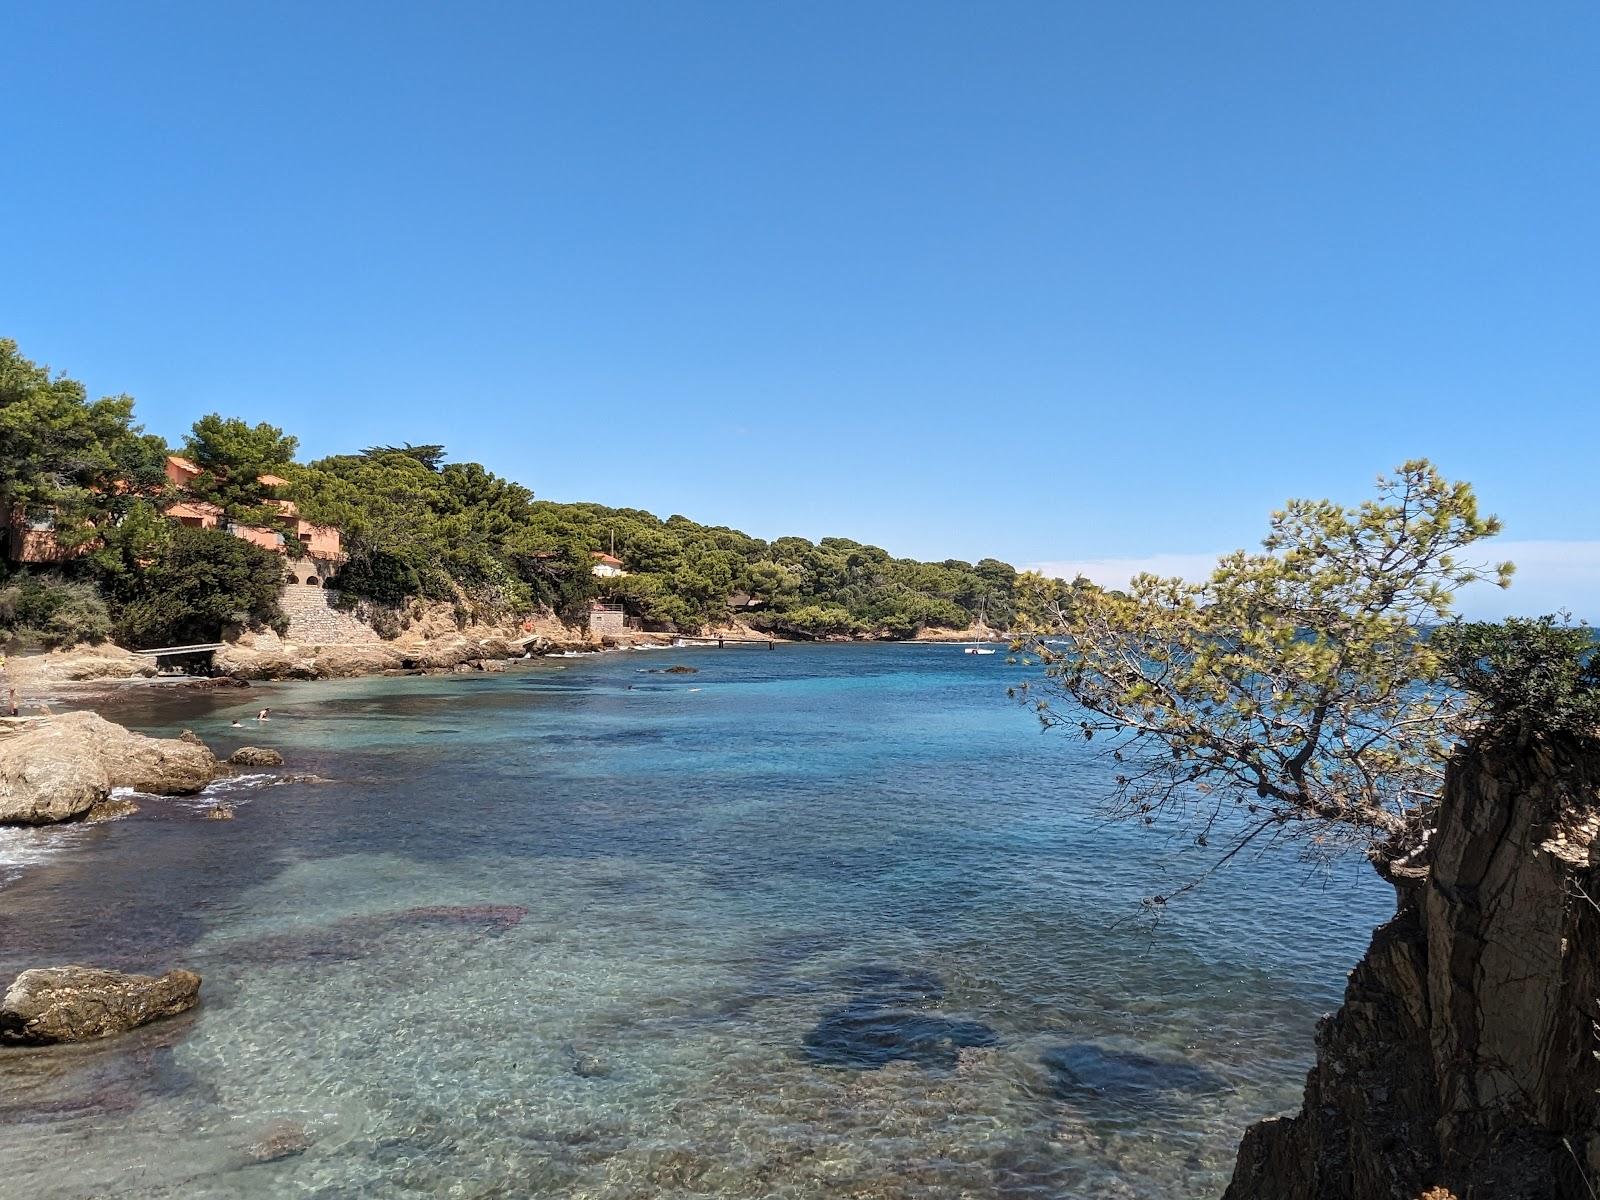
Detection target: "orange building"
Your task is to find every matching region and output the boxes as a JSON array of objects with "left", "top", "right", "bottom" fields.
[
  {"left": 159, "top": 455, "right": 344, "bottom": 568},
  {"left": 3, "top": 459, "right": 344, "bottom": 572},
  {"left": 0, "top": 506, "right": 88, "bottom": 564}
]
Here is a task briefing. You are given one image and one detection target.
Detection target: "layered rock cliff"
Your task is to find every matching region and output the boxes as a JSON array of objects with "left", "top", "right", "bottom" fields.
[{"left": 1225, "top": 733, "right": 1600, "bottom": 1199}]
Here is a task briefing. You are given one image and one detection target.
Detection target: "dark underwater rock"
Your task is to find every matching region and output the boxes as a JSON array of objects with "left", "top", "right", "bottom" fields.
[
  {"left": 804, "top": 1004, "right": 999, "bottom": 1068},
  {"left": 1041, "top": 1042, "right": 1229, "bottom": 1107},
  {"left": 246, "top": 1119, "right": 313, "bottom": 1163},
  {"left": 802, "top": 963, "right": 996, "bottom": 1069},
  {"left": 836, "top": 964, "right": 945, "bottom": 1008}
]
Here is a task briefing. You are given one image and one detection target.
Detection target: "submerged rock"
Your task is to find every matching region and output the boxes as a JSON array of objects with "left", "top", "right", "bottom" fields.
[
  {"left": 0, "top": 966, "right": 201, "bottom": 1045},
  {"left": 246, "top": 1119, "right": 313, "bottom": 1163},
  {"left": 1041, "top": 1043, "right": 1229, "bottom": 1107},
  {"left": 228, "top": 746, "right": 284, "bottom": 767},
  {"left": 566, "top": 1043, "right": 611, "bottom": 1078},
  {"left": 399, "top": 903, "right": 528, "bottom": 931},
  {"left": 803, "top": 964, "right": 997, "bottom": 1069},
  {"left": 221, "top": 903, "right": 529, "bottom": 965},
  {"left": 837, "top": 964, "right": 945, "bottom": 1008},
  {"left": 804, "top": 1004, "right": 999, "bottom": 1069},
  {"left": 204, "top": 803, "right": 236, "bottom": 821}
]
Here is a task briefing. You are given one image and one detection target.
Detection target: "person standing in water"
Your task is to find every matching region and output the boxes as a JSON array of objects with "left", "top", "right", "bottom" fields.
[{"left": 257, "top": 708, "right": 270, "bottom": 721}]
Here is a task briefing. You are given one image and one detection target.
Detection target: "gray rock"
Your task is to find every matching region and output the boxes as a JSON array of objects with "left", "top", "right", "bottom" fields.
[
  {"left": 229, "top": 746, "right": 284, "bottom": 767},
  {"left": 0, "top": 965, "right": 201, "bottom": 1045}
]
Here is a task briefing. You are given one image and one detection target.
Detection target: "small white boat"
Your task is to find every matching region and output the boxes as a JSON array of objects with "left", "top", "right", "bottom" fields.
[{"left": 963, "top": 644, "right": 996, "bottom": 655}]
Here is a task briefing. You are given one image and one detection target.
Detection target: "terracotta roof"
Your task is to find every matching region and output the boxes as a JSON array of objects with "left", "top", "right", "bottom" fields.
[
  {"left": 591, "top": 552, "right": 624, "bottom": 566},
  {"left": 166, "top": 454, "right": 200, "bottom": 474},
  {"left": 257, "top": 473, "right": 290, "bottom": 487}
]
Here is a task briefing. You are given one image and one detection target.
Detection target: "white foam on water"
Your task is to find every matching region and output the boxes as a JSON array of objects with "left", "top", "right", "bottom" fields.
[{"left": 0, "top": 824, "right": 92, "bottom": 891}]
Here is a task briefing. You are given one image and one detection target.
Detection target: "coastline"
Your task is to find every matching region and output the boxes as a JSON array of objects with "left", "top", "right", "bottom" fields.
[{"left": 3, "top": 617, "right": 1012, "bottom": 709}]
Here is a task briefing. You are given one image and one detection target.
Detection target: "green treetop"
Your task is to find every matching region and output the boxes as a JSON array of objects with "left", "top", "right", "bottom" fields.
[{"left": 1015, "top": 460, "right": 1514, "bottom": 886}]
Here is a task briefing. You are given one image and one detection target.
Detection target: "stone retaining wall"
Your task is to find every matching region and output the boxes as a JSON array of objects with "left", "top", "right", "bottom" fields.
[{"left": 280, "top": 585, "right": 380, "bottom": 645}]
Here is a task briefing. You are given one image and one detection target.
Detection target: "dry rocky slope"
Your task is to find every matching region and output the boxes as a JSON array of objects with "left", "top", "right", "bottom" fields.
[{"left": 1225, "top": 732, "right": 1600, "bottom": 1199}]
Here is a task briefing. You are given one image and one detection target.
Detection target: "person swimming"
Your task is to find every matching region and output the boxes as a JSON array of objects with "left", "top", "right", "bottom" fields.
[
  {"left": 257, "top": 708, "right": 270, "bottom": 721},
  {"left": 231, "top": 719, "right": 243, "bottom": 727}
]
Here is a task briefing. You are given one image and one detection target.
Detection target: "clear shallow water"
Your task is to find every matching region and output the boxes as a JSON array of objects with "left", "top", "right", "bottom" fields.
[{"left": 0, "top": 645, "right": 1390, "bottom": 1198}]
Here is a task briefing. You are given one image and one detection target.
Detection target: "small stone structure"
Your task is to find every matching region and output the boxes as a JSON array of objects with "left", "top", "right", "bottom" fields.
[
  {"left": 588, "top": 603, "right": 626, "bottom": 636},
  {"left": 280, "top": 585, "right": 380, "bottom": 645}
]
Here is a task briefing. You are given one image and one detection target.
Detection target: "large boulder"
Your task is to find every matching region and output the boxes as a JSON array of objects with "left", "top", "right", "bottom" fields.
[
  {"left": 0, "top": 740, "right": 110, "bottom": 824},
  {"left": 0, "top": 966, "right": 201, "bottom": 1045},
  {"left": 0, "top": 712, "right": 220, "bottom": 825},
  {"left": 52, "top": 711, "right": 219, "bottom": 795},
  {"left": 229, "top": 746, "right": 283, "bottom": 767}
]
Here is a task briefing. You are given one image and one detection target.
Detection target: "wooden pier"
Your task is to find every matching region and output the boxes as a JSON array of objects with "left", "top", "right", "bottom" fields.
[{"left": 673, "top": 635, "right": 777, "bottom": 650}]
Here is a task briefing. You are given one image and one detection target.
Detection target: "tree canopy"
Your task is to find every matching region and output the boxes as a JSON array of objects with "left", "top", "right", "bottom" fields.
[
  {"left": 1014, "top": 461, "right": 1514, "bottom": 886},
  {"left": 0, "top": 338, "right": 169, "bottom": 546},
  {"left": 1, "top": 334, "right": 1054, "bottom": 647}
]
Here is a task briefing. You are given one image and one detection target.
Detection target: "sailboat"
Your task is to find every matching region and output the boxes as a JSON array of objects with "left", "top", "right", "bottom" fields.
[{"left": 963, "top": 608, "right": 997, "bottom": 654}]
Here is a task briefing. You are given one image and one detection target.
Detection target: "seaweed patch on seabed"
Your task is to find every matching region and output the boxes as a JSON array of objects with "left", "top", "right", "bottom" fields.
[
  {"left": 802, "top": 965, "right": 999, "bottom": 1069},
  {"left": 210, "top": 903, "right": 530, "bottom": 966}
]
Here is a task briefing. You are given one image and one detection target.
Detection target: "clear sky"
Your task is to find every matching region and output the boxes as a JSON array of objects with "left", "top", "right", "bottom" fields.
[{"left": 5, "top": 3, "right": 1597, "bottom": 617}]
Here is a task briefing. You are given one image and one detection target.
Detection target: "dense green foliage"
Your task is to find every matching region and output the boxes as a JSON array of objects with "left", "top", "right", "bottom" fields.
[
  {"left": 0, "top": 572, "right": 113, "bottom": 649},
  {"left": 83, "top": 500, "right": 287, "bottom": 647},
  {"left": 0, "top": 338, "right": 168, "bottom": 549},
  {"left": 1437, "top": 615, "right": 1600, "bottom": 743},
  {"left": 180, "top": 414, "right": 299, "bottom": 520},
  {"left": 1, "top": 336, "right": 1054, "bottom": 645},
  {"left": 290, "top": 455, "right": 1041, "bottom": 636}
]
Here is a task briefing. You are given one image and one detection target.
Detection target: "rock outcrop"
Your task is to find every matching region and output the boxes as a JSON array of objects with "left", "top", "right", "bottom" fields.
[
  {"left": 213, "top": 627, "right": 525, "bottom": 681},
  {"left": 0, "top": 966, "right": 201, "bottom": 1045},
  {"left": 228, "top": 746, "right": 283, "bottom": 767},
  {"left": 0, "top": 712, "right": 220, "bottom": 824},
  {"left": 1224, "top": 733, "right": 1600, "bottom": 1199},
  {"left": 3, "top": 643, "right": 157, "bottom": 690}
]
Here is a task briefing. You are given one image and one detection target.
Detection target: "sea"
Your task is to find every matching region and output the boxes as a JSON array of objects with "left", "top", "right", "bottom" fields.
[{"left": 0, "top": 643, "right": 1391, "bottom": 1199}]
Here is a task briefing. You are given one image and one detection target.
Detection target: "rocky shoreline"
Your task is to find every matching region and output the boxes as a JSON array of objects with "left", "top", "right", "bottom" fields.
[{"left": 3, "top": 616, "right": 1005, "bottom": 705}]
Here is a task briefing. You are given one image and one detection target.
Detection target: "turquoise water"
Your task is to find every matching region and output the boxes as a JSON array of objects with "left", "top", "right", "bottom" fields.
[{"left": 0, "top": 645, "right": 1389, "bottom": 1198}]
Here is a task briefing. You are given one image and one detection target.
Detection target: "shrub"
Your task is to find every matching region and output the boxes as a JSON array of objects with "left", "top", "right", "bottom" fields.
[
  {"left": 1436, "top": 615, "right": 1600, "bottom": 743},
  {"left": 0, "top": 572, "right": 113, "bottom": 649},
  {"left": 109, "top": 526, "right": 285, "bottom": 649}
]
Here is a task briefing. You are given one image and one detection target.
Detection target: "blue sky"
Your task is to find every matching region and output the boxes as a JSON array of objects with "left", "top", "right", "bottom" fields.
[{"left": 5, "top": 3, "right": 1596, "bottom": 617}]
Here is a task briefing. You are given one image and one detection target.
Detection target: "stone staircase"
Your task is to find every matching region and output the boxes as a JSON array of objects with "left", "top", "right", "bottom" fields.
[{"left": 279, "top": 585, "right": 380, "bottom": 645}]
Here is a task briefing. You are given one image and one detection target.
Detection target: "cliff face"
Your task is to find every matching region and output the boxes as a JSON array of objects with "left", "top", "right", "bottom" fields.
[{"left": 1225, "top": 735, "right": 1600, "bottom": 1199}]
